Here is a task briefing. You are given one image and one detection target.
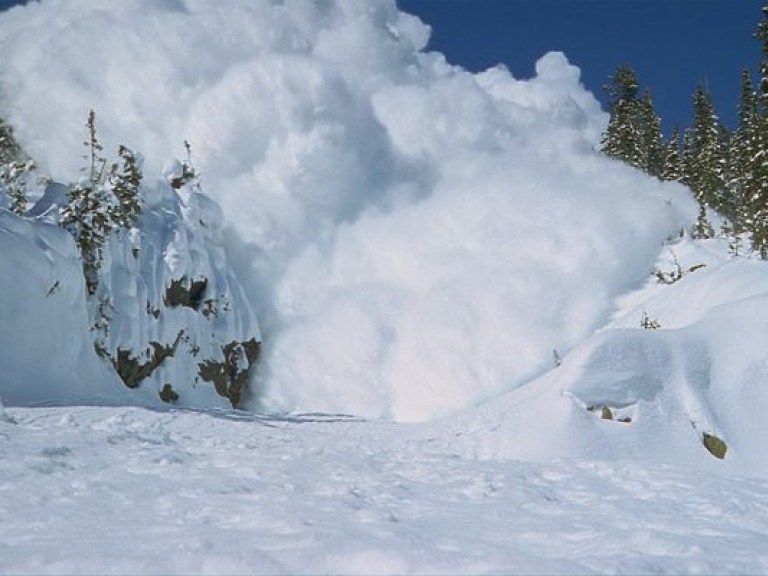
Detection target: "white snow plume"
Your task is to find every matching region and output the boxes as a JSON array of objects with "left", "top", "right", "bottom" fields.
[{"left": 0, "top": 1, "right": 696, "bottom": 419}]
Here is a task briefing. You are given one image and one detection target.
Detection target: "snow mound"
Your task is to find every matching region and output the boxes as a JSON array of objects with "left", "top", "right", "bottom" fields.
[
  {"left": 445, "top": 238, "right": 768, "bottom": 478},
  {"left": 0, "top": 0, "right": 696, "bottom": 419}
]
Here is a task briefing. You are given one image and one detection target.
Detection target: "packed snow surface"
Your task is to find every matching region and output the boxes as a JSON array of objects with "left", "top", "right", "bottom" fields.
[
  {"left": 2, "top": 405, "right": 768, "bottom": 575},
  {"left": 0, "top": 0, "right": 695, "bottom": 420}
]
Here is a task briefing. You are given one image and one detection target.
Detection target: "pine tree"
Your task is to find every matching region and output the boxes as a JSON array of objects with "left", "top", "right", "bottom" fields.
[
  {"left": 601, "top": 65, "right": 665, "bottom": 178},
  {"left": 750, "top": 4, "right": 768, "bottom": 257},
  {"left": 689, "top": 83, "right": 726, "bottom": 208},
  {"left": 681, "top": 128, "right": 695, "bottom": 189},
  {"left": 169, "top": 140, "right": 198, "bottom": 190},
  {"left": 756, "top": 3, "right": 768, "bottom": 111},
  {"left": 0, "top": 117, "right": 20, "bottom": 165},
  {"left": 685, "top": 83, "right": 726, "bottom": 237},
  {"left": 601, "top": 65, "right": 645, "bottom": 170},
  {"left": 1, "top": 159, "right": 34, "bottom": 216},
  {"left": 60, "top": 110, "right": 114, "bottom": 294},
  {"left": 724, "top": 70, "right": 759, "bottom": 231},
  {"left": 661, "top": 126, "right": 683, "bottom": 182},
  {"left": 0, "top": 116, "right": 35, "bottom": 216},
  {"left": 640, "top": 90, "right": 664, "bottom": 177},
  {"left": 108, "top": 145, "right": 142, "bottom": 229}
]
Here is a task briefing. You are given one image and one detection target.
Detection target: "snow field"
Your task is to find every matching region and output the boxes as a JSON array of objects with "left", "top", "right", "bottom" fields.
[{"left": 2, "top": 406, "right": 768, "bottom": 575}]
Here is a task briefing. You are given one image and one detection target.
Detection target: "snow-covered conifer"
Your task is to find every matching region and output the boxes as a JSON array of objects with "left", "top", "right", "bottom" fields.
[
  {"left": 601, "top": 66, "right": 664, "bottom": 178},
  {"left": 601, "top": 65, "right": 644, "bottom": 170},
  {"left": 108, "top": 145, "right": 142, "bottom": 229},
  {"left": 661, "top": 126, "right": 682, "bottom": 182},
  {"left": 640, "top": 90, "right": 664, "bottom": 178},
  {"left": 0, "top": 116, "right": 35, "bottom": 216},
  {"left": 60, "top": 110, "right": 114, "bottom": 293}
]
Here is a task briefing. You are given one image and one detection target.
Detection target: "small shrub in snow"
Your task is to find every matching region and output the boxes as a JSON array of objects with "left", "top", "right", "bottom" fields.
[{"left": 640, "top": 311, "right": 661, "bottom": 330}]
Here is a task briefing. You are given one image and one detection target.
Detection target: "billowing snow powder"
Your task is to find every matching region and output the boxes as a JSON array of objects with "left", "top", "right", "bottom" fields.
[{"left": 0, "top": 0, "right": 696, "bottom": 420}]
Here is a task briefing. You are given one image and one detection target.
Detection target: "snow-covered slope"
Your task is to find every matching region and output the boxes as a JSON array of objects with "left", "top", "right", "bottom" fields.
[
  {"left": 439, "top": 237, "right": 768, "bottom": 478},
  {"left": 0, "top": 0, "right": 695, "bottom": 420}
]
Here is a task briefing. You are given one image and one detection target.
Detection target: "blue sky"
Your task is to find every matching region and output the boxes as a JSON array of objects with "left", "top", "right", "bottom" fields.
[{"left": 399, "top": 0, "right": 765, "bottom": 134}]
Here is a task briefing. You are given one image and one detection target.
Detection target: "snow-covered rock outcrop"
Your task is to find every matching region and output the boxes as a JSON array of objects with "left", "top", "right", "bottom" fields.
[{"left": 1, "top": 172, "right": 260, "bottom": 408}]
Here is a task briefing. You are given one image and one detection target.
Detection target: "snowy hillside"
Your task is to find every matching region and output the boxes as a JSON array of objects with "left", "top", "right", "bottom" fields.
[
  {"left": 2, "top": 1, "right": 768, "bottom": 573},
  {"left": 438, "top": 236, "right": 768, "bottom": 479}
]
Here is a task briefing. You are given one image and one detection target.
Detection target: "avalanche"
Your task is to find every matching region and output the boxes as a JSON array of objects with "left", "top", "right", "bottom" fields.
[
  {"left": 1, "top": 1, "right": 768, "bottom": 574},
  {"left": 0, "top": 0, "right": 695, "bottom": 420}
]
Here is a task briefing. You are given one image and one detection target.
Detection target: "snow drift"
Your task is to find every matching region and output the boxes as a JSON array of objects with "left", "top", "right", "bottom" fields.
[
  {"left": 441, "top": 238, "right": 768, "bottom": 478},
  {"left": 0, "top": 0, "right": 696, "bottom": 420}
]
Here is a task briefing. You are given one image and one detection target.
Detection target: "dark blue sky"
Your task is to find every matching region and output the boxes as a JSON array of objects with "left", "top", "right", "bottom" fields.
[{"left": 398, "top": 0, "right": 765, "bottom": 134}]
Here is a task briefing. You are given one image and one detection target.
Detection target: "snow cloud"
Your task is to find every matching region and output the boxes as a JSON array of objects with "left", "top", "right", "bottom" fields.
[{"left": 0, "top": 0, "right": 696, "bottom": 420}]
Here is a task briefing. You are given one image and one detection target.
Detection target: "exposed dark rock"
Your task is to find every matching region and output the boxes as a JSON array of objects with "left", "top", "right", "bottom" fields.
[
  {"left": 159, "top": 383, "right": 180, "bottom": 403},
  {"left": 703, "top": 432, "right": 727, "bottom": 460},
  {"left": 113, "top": 332, "right": 183, "bottom": 389},
  {"left": 197, "top": 338, "right": 261, "bottom": 408},
  {"left": 164, "top": 276, "right": 208, "bottom": 311}
]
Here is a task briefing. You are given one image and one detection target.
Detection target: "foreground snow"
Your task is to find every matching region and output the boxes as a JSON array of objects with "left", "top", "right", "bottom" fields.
[{"left": 2, "top": 405, "right": 768, "bottom": 575}]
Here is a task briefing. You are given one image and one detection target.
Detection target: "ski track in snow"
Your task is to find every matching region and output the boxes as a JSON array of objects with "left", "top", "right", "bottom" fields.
[{"left": 1, "top": 406, "right": 767, "bottom": 575}]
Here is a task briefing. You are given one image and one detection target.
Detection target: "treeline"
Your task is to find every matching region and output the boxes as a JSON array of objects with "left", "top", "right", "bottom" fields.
[{"left": 601, "top": 3, "right": 768, "bottom": 256}]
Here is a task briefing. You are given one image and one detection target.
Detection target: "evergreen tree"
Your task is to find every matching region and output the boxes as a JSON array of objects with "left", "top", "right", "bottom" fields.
[
  {"left": 0, "top": 116, "right": 35, "bottom": 216},
  {"left": 756, "top": 3, "right": 768, "bottom": 111},
  {"left": 724, "top": 70, "right": 759, "bottom": 231},
  {"left": 601, "top": 65, "right": 645, "bottom": 169},
  {"left": 640, "top": 90, "right": 664, "bottom": 177},
  {"left": 60, "top": 110, "right": 114, "bottom": 294},
  {"left": 169, "top": 140, "right": 198, "bottom": 190},
  {"left": 601, "top": 65, "right": 664, "bottom": 178},
  {"left": 681, "top": 128, "right": 695, "bottom": 189},
  {"left": 0, "top": 117, "right": 20, "bottom": 165},
  {"left": 750, "top": 4, "right": 768, "bottom": 257},
  {"left": 1, "top": 159, "right": 34, "bottom": 216},
  {"left": 661, "top": 126, "right": 683, "bottom": 182},
  {"left": 689, "top": 83, "right": 726, "bottom": 208},
  {"left": 685, "top": 83, "right": 726, "bottom": 237},
  {"left": 108, "top": 145, "right": 142, "bottom": 229}
]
